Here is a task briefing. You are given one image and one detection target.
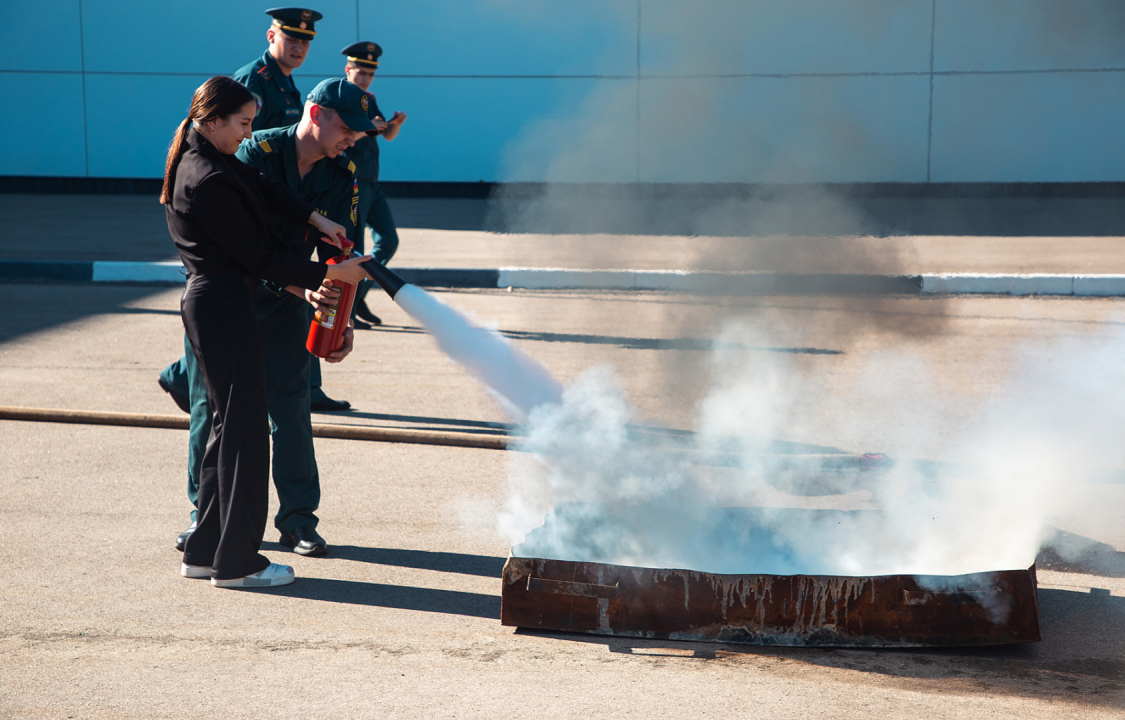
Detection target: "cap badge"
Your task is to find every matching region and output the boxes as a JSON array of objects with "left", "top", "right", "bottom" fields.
[
  {"left": 360, "top": 94, "right": 369, "bottom": 112},
  {"left": 367, "top": 54, "right": 373, "bottom": 60},
  {"left": 301, "top": 10, "right": 312, "bottom": 20},
  {"left": 367, "top": 43, "right": 375, "bottom": 52},
  {"left": 300, "top": 22, "right": 307, "bottom": 29}
]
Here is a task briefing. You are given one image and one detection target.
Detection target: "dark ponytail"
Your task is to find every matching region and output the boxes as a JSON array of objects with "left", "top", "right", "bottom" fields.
[{"left": 161, "top": 76, "right": 256, "bottom": 205}]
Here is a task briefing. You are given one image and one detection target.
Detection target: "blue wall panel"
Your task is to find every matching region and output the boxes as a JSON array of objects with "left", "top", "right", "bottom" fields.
[
  {"left": 80, "top": 0, "right": 360, "bottom": 76},
  {"left": 0, "top": 73, "right": 86, "bottom": 176},
  {"left": 2, "top": 0, "right": 83, "bottom": 72},
  {"left": 358, "top": 0, "right": 636, "bottom": 77},
  {"left": 639, "top": 75, "right": 930, "bottom": 183},
  {"left": 930, "top": 73, "right": 1125, "bottom": 182},
  {"left": 641, "top": 0, "right": 932, "bottom": 76},
  {"left": 373, "top": 78, "right": 634, "bottom": 182},
  {"left": 84, "top": 74, "right": 210, "bottom": 178}
]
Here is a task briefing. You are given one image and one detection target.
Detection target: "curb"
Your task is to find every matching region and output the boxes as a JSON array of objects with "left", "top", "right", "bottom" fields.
[{"left": 3, "top": 260, "right": 1125, "bottom": 296}]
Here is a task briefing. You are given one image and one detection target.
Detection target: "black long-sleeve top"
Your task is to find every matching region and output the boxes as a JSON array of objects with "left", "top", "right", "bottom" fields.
[{"left": 165, "top": 128, "right": 328, "bottom": 291}]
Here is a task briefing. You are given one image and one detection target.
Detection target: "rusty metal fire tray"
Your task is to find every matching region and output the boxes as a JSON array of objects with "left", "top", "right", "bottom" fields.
[{"left": 501, "top": 505, "right": 1040, "bottom": 648}]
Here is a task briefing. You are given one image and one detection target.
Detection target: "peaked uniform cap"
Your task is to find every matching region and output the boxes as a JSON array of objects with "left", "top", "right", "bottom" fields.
[
  {"left": 342, "top": 41, "right": 383, "bottom": 67},
  {"left": 267, "top": 7, "right": 322, "bottom": 40},
  {"left": 307, "top": 78, "right": 378, "bottom": 133}
]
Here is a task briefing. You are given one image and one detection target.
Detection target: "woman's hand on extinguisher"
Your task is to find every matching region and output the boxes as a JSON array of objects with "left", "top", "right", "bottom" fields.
[
  {"left": 324, "top": 322, "right": 355, "bottom": 363},
  {"left": 304, "top": 280, "right": 341, "bottom": 313},
  {"left": 308, "top": 212, "right": 350, "bottom": 248},
  {"left": 324, "top": 254, "right": 372, "bottom": 285}
]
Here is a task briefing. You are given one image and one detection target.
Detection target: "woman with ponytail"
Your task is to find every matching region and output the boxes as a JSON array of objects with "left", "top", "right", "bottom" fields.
[{"left": 163, "top": 75, "right": 371, "bottom": 588}]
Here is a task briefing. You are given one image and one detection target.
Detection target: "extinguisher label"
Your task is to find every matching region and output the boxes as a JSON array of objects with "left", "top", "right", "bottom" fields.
[{"left": 322, "top": 309, "right": 338, "bottom": 329}]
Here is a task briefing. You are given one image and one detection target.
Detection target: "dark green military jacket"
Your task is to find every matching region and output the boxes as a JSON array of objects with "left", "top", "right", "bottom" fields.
[
  {"left": 344, "top": 92, "right": 384, "bottom": 183},
  {"left": 232, "top": 51, "right": 303, "bottom": 132},
  {"left": 236, "top": 125, "right": 359, "bottom": 262}
]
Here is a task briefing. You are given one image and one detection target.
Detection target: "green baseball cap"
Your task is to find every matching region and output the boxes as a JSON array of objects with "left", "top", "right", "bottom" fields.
[{"left": 306, "top": 78, "right": 378, "bottom": 133}]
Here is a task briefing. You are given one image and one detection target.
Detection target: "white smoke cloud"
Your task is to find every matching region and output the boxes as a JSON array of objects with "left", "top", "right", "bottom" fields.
[{"left": 500, "top": 317, "right": 1125, "bottom": 585}]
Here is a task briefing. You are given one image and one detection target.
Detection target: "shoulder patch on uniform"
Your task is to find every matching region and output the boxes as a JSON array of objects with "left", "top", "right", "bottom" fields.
[
  {"left": 258, "top": 140, "right": 273, "bottom": 153},
  {"left": 347, "top": 161, "right": 356, "bottom": 174}
]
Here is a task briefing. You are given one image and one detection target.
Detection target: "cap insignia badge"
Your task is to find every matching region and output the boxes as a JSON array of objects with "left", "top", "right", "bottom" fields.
[
  {"left": 301, "top": 10, "right": 312, "bottom": 20},
  {"left": 360, "top": 94, "right": 369, "bottom": 112},
  {"left": 367, "top": 43, "right": 375, "bottom": 52},
  {"left": 300, "top": 22, "right": 307, "bottom": 29}
]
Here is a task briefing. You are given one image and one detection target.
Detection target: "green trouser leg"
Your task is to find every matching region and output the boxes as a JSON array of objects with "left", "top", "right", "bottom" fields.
[
  {"left": 159, "top": 354, "right": 191, "bottom": 397},
  {"left": 257, "top": 288, "right": 320, "bottom": 533},
  {"left": 354, "top": 181, "right": 399, "bottom": 308},
  {"left": 182, "top": 333, "right": 212, "bottom": 523}
]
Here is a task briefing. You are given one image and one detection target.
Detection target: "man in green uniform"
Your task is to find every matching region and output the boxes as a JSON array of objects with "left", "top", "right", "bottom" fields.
[
  {"left": 159, "top": 6, "right": 343, "bottom": 516},
  {"left": 234, "top": 7, "right": 320, "bottom": 131},
  {"left": 172, "top": 78, "right": 376, "bottom": 557},
  {"left": 341, "top": 41, "right": 407, "bottom": 327}
]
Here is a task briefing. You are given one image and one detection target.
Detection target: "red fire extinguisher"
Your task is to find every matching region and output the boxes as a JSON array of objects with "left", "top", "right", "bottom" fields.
[{"left": 306, "top": 240, "right": 358, "bottom": 358}]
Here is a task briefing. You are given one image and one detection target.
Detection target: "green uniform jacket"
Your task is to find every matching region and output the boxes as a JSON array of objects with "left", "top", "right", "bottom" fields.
[
  {"left": 232, "top": 51, "right": 303, "bottom": 132},
  {"left": 236, "top": 125, "right": 360, "bottom": 262}
]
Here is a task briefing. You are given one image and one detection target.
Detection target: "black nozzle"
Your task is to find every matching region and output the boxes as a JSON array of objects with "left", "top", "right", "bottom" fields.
[{"left": 361, "top": 259, "right": 406, "bottom": 299}]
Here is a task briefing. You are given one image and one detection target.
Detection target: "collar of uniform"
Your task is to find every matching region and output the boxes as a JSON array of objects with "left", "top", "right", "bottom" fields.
[{"left": 261, "top": 50, "right": 297, "bottom": 95}]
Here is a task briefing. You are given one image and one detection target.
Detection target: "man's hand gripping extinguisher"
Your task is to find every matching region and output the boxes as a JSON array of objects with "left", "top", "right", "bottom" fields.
[{"left": 306, "top": 240, "right": 358, "bottom": 358}]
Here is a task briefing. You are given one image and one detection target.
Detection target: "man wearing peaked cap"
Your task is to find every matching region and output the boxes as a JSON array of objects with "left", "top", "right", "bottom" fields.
[
  {"left": 342, "top": 41, "right": 407, "bottom": 327},
  {"left": 232, "top": 7, "right": 323, "bottom": 132},
  {"left": 166, "top": 77, "right": 376, "bottom": 560}
]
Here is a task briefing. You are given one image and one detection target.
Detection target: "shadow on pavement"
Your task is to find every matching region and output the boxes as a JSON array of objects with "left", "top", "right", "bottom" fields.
[
  {"left": 324, "top": 546, "right": 507, "bottom": 579},
  {"left": 367, "top": 323, "right": 843, "bottom": 355},
  {"left": 1037, "top": 529, "right": 1125, "bottom": 578},
  {"left": 269, "top": 576, "right": 500, "bottom": 619},
  {"left": 518, "top": 588, "right": 1125, "bottom": 708},
  {"left": 0, "top": 283, "right": 173, "bottom": 345}
]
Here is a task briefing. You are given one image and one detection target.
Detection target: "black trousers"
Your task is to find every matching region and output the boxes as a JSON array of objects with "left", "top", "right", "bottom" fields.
[{"left": 180, "top": 273, "right": 272, "bottom": 580}]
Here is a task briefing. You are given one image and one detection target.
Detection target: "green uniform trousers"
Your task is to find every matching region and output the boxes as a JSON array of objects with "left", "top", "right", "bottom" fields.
[{"left": 163, "top": 288, "right": 321, "bottom": 532}]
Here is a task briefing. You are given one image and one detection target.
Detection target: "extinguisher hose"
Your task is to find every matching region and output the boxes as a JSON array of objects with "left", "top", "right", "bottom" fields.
[{"left": 360, "top": 259, "right": 406, "bottom": 299}]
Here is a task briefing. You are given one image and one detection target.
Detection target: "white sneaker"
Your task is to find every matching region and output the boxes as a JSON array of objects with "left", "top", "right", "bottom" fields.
[
  {"left": 211, "top": 563, "right": 295, "bottom": 588},
  {"left": 181, "top": 562, "right": 212, "bottom": 579}
]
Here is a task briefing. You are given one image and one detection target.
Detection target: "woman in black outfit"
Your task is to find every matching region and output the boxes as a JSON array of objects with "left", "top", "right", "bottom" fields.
[{"left": 162, "top": 76, "right": 371, "bottom": 588}]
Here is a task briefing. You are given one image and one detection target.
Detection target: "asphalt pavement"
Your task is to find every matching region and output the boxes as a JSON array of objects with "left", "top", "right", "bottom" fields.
[{"left": 2, "top": 194, "right": 1124, "bottom": 717}]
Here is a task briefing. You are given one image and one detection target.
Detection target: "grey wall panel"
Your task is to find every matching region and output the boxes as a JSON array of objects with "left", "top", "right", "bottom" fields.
[
  {"left": 0, "top": 73, "right": 86, "bottom": 175},
  {"left": 936, "top": 0, "right": 1125, "bottom": 72},
  {"left": 84, "top": 74, "right": 208, "bottom": 177},
  {"left": 930, "top": 72, "right": 1125, "bottom": 182},
  {"left": 639, "top": 75, "right": 930, "bottom": 183},
  {"left": 641, "top": 0, "right": 932, "bottom": 76},
  {"left": 3, "top": 0, "right": 83, "bottom": 72}
]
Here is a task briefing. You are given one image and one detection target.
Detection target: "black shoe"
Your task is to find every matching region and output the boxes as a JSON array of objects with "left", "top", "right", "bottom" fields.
[
  {"left": 158, "top": 376, "right": 191, "bottom": 414},
  {"left": 278, "top": 526, "right": 328, "bottom": 557},
  {"left": 353, "top": 316, "right": 373, "bottom": 330},
  {"left": 355, "top": 301, "right": 382, "bottom": 326},
  {"left": 310, "top": 387, "right": 350, "bottom": 412},
  {"left": 175, "top": 520, "right": 197, "bottom": 552}
]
